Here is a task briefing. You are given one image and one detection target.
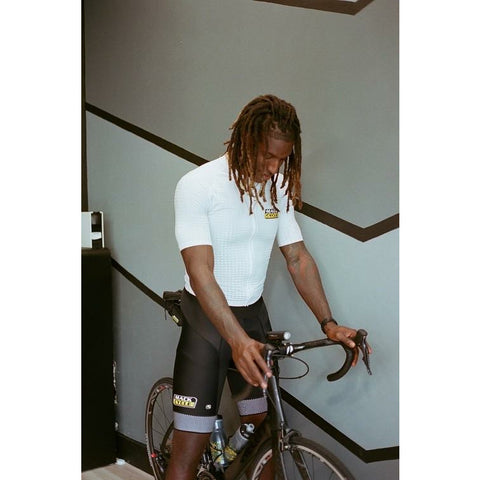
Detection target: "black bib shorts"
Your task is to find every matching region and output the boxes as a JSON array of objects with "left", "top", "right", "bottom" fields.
[{"left": 172, "top": 289, "right": 272, "bottom": 433}]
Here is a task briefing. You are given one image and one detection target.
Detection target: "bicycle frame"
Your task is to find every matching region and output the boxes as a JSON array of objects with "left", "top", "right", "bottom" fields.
[
  {"left": 216, "top": 351, "right": 298, "bottom": 480},
  {"left": 207, "top": 327, "right": 371, "bottom": 479},
  {"left": 150, "top": 299, "right": 370, "bottom": 480}
]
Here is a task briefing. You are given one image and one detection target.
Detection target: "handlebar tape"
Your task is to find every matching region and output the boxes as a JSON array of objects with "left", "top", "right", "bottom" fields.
[
  {"left": 327, "top": 329, "right": 369, "bottom": 381},
  {"left": 327, "top": 344, "right": 355, "bottom": 382}
]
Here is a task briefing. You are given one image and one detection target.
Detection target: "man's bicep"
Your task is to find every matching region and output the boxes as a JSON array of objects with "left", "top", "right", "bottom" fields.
[{"left": 280, "top": 240, "right": 305, "bottom": 261}]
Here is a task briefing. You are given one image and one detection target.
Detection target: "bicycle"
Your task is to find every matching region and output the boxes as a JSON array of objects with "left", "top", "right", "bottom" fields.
[{"left": 145, "top": 291, "right": 372, "bottom": 480}]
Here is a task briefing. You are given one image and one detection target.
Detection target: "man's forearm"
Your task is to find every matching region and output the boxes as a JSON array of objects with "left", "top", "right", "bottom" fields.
[
  {"left": 189, "top": 270, "right": 249, "bottom": 347},
  {"left": 187, "top": 260, "right": 271, "bottom": 388},
  {"left": 282, "top": 242, "right": 333, "bottom": 323},
  {"left": 181, "top": 245, "right": 247, "bottom": 345}
]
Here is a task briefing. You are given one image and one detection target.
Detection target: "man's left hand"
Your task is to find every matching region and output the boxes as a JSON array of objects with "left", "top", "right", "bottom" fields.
[{"left": 324, "top": 325, "right": 372, "bottom": 367}]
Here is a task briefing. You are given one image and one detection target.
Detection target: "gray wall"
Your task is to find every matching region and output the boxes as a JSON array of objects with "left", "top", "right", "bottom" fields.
[
  {"left": 85, "top": 0, "right": 398, "bottom": 227},
  {"left": 84, "top": 1, "right": 398, "bottom": 478}
]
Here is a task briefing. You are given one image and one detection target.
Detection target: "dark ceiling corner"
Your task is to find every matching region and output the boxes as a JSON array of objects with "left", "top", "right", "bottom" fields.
[{"left": 254, "top": 0, "right": 375, "bottom": 15}]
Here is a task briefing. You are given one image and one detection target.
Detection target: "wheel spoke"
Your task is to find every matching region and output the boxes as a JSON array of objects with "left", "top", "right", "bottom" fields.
[
  {"left": 250, "top": 437, "right": 354, "bottom": 480},
  {"left": 145, "top": 378, "right": 174, "bottom": 479}
]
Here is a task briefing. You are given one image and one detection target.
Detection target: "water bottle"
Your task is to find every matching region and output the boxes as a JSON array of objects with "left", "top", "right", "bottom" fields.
[
  {"left": 224, "top": 423, "right": 255, "bottom": 463},
  {"left": 209, "top": 416, "right": 228, "bottom": 469}
]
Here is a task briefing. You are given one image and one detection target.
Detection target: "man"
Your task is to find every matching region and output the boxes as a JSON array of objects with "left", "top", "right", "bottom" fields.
[{"left": 167, "top": 94, "right": 369, "bottom": 479}]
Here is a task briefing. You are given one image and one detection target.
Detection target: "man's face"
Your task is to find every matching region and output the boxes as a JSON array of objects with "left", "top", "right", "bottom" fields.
[{"left": 254, "top": 135, "right": 294, "bottom": 183}]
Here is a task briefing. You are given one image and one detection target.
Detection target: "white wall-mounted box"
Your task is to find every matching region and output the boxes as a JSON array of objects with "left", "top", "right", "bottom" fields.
[{"left": 82, "top": 211, "right": 105, "bottom": 248}]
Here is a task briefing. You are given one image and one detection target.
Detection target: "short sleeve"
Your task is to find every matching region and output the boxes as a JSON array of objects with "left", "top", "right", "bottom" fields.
[
  {"left": 174, "top": 171, "right": 213, "bottom": 251},
  {"left": 276, "top": 194, "right": 303, "bottom": 247}
]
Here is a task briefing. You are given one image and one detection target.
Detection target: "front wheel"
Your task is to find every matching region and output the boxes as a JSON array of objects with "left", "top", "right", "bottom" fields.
[
  {"left": 145, "top": 377, "right": 174, "bottom": 480},
  {"left": 249, "top": 436, "right": 354, "bottom": 480}
]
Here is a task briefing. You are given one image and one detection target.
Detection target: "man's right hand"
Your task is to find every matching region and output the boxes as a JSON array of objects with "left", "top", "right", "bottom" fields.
[{"left": 230, "top": 335, "right": 272, "bottom": 389}]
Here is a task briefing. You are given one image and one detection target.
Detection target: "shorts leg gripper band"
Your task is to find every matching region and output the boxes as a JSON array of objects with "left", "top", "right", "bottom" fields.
[{"left": 173, "top": 412, "right": 217, "bottom": 433}]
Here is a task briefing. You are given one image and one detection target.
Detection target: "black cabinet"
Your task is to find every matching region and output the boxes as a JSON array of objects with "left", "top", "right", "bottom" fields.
[{"left": 82, "top": 248, "right": 116, "bottom": 471}]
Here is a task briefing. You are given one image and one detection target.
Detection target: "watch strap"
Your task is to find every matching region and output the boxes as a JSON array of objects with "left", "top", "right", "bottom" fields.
[{"left": 321, "top": 318, "right": 338, "bottom": 334}]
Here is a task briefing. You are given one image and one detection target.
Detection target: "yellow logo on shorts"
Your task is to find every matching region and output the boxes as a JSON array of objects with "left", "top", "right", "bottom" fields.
[
  {"left": 264, "top": 208, "right": 278, "bottom": 219},
  {"left": 173, "top": 394, "right": 198, "bottom": 409}
]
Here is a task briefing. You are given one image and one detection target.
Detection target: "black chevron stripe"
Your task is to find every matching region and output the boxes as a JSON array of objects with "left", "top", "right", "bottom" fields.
[
  {"left": 111, "top": 258, "right": 399, "bottom": 462},
  {"left": 85, "top": 102, "right": 398, "bottom": 242}
]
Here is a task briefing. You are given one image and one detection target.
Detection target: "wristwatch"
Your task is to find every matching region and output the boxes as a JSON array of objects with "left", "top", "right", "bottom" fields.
[{"left": 320, "top": 318, "right": 338, "bottom": 334}]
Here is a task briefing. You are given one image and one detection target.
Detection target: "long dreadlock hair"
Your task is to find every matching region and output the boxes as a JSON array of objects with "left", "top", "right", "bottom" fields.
[{"left": 225, "top": 94, "right": 302, "bottom": 214}]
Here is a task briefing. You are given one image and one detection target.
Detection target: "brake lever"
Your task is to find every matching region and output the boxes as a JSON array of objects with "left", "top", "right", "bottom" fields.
[{"left": 355, "top": 329, "right": 372, "bottom": 375}]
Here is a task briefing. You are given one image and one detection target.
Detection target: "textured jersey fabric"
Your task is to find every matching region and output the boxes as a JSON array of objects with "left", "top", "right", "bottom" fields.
[{"left": 174, "top": 155, "right": 303, "bottom": 306}]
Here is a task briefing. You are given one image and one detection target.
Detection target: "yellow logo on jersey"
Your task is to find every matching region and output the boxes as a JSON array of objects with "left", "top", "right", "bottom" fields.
[
  {"left": 264, "top": 208, "right": 278, "bottom": 219},
  {"left": 173, "top": 394, "right": 198, "bottom": 408}
]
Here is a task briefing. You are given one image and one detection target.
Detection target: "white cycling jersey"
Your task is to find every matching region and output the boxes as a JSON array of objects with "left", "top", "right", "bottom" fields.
[{"left": 174, "top": 155, "right": 303, "bottom": 306}]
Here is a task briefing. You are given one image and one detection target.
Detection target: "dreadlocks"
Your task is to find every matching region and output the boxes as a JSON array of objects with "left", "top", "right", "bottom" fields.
[{"left": 225, "top": 94, "right": 302, "bottom": 214}]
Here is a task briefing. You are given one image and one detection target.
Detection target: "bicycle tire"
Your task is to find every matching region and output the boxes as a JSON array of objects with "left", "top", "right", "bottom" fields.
[
  {"left": 249, "top": 436, "right": 354, "bottom": 480},
  {"left": 145, "top": 377, "right": 174, "bottom": 480}
]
